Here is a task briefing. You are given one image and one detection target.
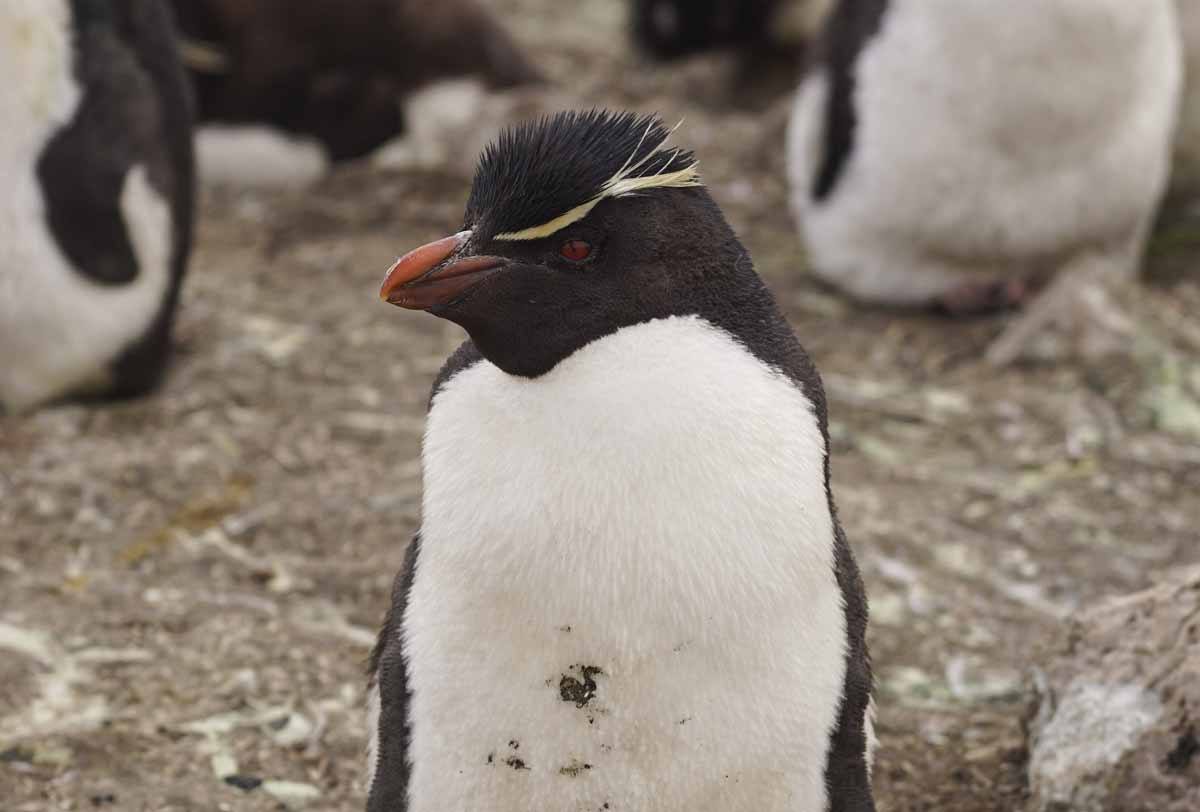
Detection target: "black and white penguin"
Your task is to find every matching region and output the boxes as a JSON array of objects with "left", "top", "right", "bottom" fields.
[
  {"left": 787, "top": 0, "right": 1181, "bottom": 356},
  {"left": 367, "top": 111, "right": 875, "bottom": 812},
  {"left": 170, "top": 0, "right": 543, "bottom": 163},
  {"left": 632, "top": 0, "right": 831, "bottom": 61},
  {"left": 0, "top": 0, "right": 195, "bottom": 412}
]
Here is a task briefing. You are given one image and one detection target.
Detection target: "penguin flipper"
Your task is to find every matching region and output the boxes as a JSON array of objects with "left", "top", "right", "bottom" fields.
[
  {"left": 37, "top": 1, "right": 189, "bottom": 288},
  {"left": 823, "top": 521, "right": 877, "bottom": 811},
  {"left": 39, "top": 1, "right": 196, "bottom": 399},
  {"left": 366, "top": 533, "right": 421, "bottom": 812}
]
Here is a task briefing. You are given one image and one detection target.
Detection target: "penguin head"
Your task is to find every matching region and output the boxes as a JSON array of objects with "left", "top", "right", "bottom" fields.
[{"left": 380, "top": 110, "right": 746, "bottom": 378}]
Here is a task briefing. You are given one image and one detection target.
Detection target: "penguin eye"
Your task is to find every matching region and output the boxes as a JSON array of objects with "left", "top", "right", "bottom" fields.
[{"left": 558, "top": 239, "right": 593, "bottom": 263}]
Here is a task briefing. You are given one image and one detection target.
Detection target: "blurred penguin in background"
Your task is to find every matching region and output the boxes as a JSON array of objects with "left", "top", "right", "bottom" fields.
[
  {"left": 0, "top": 0, "right": 194, "bottom": 413},
  {"left": 788, "top": 0, "right": 1182, "bottom": 364},
  {"left": 171, "top": 0, "right": 544, "bottom": 165},
  {"left": 631, "top": 0, "right": 833, "bottom": 104}
]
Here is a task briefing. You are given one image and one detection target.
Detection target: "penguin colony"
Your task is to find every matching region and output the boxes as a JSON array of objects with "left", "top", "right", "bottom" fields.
[
  {"left": 3, "top": 0, "right": 1198, "bottom": 808},
  {"left": 0, "top": 0, "right": 194, "bottom": 413},
  {"left": 368, "top": 111, "right": 875, "bottom": 812}
]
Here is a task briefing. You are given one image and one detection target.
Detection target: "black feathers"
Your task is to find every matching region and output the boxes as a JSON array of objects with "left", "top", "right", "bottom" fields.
[
  {"left": 812, "top": 0, "right": 890, "bottom": 202},
  {"left": 465, "top": 110, "right": 696, "bottom": 240},
  {"left": 631, "top": 0, "right": 780, "bottom": 60}
]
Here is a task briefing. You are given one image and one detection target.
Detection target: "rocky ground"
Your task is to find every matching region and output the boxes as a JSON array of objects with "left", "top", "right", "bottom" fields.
[{"left": 3, "top": 1, "right": 1200, "bottom": 810}]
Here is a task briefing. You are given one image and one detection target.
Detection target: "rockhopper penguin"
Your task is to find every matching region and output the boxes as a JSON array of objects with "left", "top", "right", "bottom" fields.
[
  {"left": 0, "top": 0, "right": 194, "bottom": 412},
  {"left": 787, "top": 0, "right": 1181, "bottom": 361},
  {"left": 367, "top": 110, "right": 875, "bottom": 811}
]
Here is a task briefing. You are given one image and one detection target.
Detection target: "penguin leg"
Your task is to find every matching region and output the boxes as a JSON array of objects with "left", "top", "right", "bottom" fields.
[
  {"left": 935, "top": 272, "right": 1051, "bottom": 316},
  {"left": 984, "top": 249, "right": 1138, "bottom": 366}
]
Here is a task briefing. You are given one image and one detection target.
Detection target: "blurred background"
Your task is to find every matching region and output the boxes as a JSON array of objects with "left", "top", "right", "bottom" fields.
[{"left": 2, "top": 1, "right": 1199, "bottom": 810}]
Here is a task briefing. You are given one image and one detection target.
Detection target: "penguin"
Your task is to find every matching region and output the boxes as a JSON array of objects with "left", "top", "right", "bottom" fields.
[
  {"left": 787, "top": 0, "right": 1181, "bottom": 357},
  {"left": 367, "top": 111, "right": 875, "bottom": 812},
  {"left": 631, "top": 0, "right": 832, "bottom": 61},
  {"left": 0, "top": 0, "right": 195, "bottom": 413},
  {"left": 630, "top": 0, "right": 833, "bottom": 105},
  {"left": 169, "top": 0, "right": 543, "bottom": 163}
]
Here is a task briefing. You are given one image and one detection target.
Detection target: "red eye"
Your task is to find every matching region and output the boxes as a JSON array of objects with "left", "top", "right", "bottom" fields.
[{"left": 559, "top": 239, "right": 593, "bottom": 262}]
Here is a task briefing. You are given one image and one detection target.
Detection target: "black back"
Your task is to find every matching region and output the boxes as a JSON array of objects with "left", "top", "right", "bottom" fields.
[
  {"left": 37, "top": 0, "right": 195, "bottom": 398},
  {"left": 811, "top": 0, "right": 890, "bottom": 202}
]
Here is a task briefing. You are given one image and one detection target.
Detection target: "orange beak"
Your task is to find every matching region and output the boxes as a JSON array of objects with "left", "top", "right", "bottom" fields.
[{"left": 379, "top": 230, "right": 508, "bottom": 310}]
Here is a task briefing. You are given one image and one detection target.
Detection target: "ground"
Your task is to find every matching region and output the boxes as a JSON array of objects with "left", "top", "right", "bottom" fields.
[{"left": 3, "top": 2, "right": 1200, "bottom": 810}]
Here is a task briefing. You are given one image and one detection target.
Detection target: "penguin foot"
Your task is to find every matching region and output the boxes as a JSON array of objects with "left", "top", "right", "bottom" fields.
[
  {"left": 984, "top": 264, "right": 1135, "bottom": 366},
  {"left": 935, "top": 274, "right": 1047, "bottom": 316}
]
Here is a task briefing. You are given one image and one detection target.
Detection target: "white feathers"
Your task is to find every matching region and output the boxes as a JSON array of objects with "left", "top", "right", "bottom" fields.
[
  {"left": 493, "top": 121, "right": 702, "bottom": 241},
  {"left": 0, "top": 163, "right": 174, "bottom": 411},
  {"left": 787, "top": 0, "right": 1182, "bottom": 306},
  {"left": 402, "top": 315, "right": 846, "bottom": 811},
  {"left": 196, "top": 125, "right": 328, "bottom": 189},
  {"left": 492, "top": 197, "right": 604, "bottom": 242}
]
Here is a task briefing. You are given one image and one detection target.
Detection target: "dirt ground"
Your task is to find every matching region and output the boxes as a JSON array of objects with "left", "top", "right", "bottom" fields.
[{"left": 3, "top": 2, "right": 1200, "bottom": 810}]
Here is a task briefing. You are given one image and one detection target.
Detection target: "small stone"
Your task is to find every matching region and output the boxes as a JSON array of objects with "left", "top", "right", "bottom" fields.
[
  {"left": 1027, "top": 566, "right": 1200, "bottom": 812},
  {"left": 223, "top": 774, "right": 263, "bottom": 792},
  {"left": 261, "top": 780, "right": 321, "bottom": 809}
]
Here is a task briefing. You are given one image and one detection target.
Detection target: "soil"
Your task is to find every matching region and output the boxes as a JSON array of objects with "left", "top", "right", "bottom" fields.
[{"left": 3, "top": 1, "right": 1199, "bottom": 810}]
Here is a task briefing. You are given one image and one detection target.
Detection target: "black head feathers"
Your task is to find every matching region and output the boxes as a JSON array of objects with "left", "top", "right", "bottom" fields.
[{"left": 465, "top": 110, "right": 701, "bottom": 242}]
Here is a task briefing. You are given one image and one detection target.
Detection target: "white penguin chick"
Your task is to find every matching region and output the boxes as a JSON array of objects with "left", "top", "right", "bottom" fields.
[{"left": 787, "top": 0, "right": 1182, "bottom": 364}]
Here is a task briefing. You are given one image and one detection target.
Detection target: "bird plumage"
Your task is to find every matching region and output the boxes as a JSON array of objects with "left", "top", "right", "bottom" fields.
[
  {"left": 0, "top": 0, "right": 194, "bottom": 411},
  {"left": 788, "top": 0, "right": 1181, "bottom": 310},
  {"left": 368, "top": 111, "right": 874, "bottom": 812}
]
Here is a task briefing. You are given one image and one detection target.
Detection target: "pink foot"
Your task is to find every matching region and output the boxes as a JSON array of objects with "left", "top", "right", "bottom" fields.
[{"left": 936, "top": 275, "right": 1045, "bottom": 316}]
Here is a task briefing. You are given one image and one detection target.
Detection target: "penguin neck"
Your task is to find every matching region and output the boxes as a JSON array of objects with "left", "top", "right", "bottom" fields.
[
  {"left": 460, "top": 235, "right": 801, "bottom": 385},
  {"left": 423, "top": 312, "right": 837, "bottom": 633}
]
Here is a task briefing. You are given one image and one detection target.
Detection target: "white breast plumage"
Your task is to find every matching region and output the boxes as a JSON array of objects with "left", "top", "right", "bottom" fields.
[{"left": 400, "top": 315, "right": 846, "bottom": 811}]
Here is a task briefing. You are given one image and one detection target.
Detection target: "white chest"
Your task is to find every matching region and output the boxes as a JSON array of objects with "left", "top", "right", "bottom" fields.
[
  {"left": 0, "top": 1, "right": 173, "bottom": 411},
  {"left": 402, "top": 316, "right": 847, "bottom": 811}
]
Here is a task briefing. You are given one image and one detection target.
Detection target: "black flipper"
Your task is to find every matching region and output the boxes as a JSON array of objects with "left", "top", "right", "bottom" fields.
[
  {"left": 37, "top": 0, "right": 195, "bottom": 398},
  {"left": 367, "top": 534, "right": 421, "bottom": 812},
  {"left": 811, "top": 0, "right": 890, "bottom": 202}
]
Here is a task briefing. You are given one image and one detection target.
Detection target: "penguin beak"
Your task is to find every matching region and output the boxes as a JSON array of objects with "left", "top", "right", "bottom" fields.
[{"left": 379, "top": 230, "right": 508, "bottom": 310}]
